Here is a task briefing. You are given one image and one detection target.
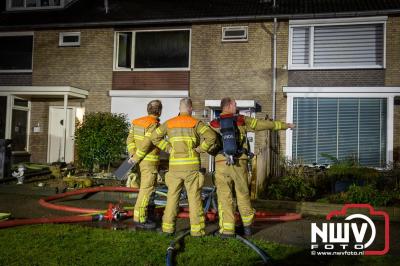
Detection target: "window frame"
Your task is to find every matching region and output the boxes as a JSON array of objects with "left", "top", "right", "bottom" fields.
[
  {"left": 7, "top": 0, "right": 65, "bottom": 11},
  {"left": 283, "top": 87, "right": 397, "bottom": 168},
  {"left": 221, "top": 26, "right": 248, "bottom": 42},
  {"left": 0, "top": 32, "right": 34, "bottom": 73},
  {"left": 113, "top": 28, "right": 191, "bottom": 72},
  {"left": 4, "top": 95, "right": 31, "bottom": 152},
  {"left": 59, "top": 32, "right": 81, "bottom": 47},
  {"left": 288, "top": 17, "right": 387, "bottom": 70}
]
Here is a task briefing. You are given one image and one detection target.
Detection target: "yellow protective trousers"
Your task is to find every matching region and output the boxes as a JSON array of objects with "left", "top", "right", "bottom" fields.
[
  {"left": 214, "top": 159, "right": 254, "bottom": 235},
  {"left": 162, "top": 170, "right": 205, "bottom": 236},
  {"left": 133, "top": 164, "right": 158, "bottom": 223}
]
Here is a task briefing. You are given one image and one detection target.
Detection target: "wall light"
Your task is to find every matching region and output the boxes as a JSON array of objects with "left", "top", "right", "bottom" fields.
[{"left": 76, "top": 107, "right": 85, "bottom": 123}]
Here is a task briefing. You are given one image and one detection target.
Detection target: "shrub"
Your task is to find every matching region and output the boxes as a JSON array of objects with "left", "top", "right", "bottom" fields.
[
  {"left": 320, "top": 153, "right": 380, "bottom": 193},
  {"left": 380, "top": 161, "right": 400, "bottom": 190},
  {"left": 329, "top": 184, "right": 392, "bottom": 207},
  {"left": 267, "top": 174, "right": 316, "bottom": 201},
  {"left": 322, "top": 154, "right": 378, "bottom": 180},
  {"left": 75, "top": 112, "right": 129, "bottom": 173}
]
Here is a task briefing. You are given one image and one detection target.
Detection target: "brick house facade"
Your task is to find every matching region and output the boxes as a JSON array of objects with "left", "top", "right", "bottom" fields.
[{"left": 0, "top": 0, "right": 399, "bottom": 172}]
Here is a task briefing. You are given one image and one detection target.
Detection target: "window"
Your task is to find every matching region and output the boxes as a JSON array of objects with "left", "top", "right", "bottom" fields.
[
  {"left": 8, "top": 0, "right": 63, "bottom": 10},
  {"left": 289, "top": 17, "right": 386, "bottom": 69},
  {"left": 0, "top": 97, "right": 7, "bottom": 139},
  {"left": 222, "top": 26, "right": 248, "bottom": 42},
  {"left": 292, "top": 98, "right": 387, "bottom": 167},
  {"left": 117, "top": 32, "right": 132, "bottom": 68},
  {"left": 10, "top": 0, "right": 23, "bottom": 7},
  {"left": 115, "top": 29, "right": 191, "bottom": 70},
  {"left": 0, "top": 34, "right": 33, "bottom": 72},
  {"left": 291, "top": 27, "right": 309, "bottom": 65},
  {"left": 59, "top": 32, "right": 80, "bottom": 47},
  {"left": 11, "top": 98, "right": 30, "bottom": 152}
]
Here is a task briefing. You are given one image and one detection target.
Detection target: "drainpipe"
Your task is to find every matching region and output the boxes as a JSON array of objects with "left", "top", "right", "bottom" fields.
[
  {"left": 270, "top": 0, "right": 278, "bottom": 178},
  {"left": 272, "top": 0, "right": 277, "bottom": 119}
]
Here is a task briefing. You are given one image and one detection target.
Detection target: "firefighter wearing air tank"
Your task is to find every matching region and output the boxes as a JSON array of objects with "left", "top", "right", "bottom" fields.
[
  {"left": 133, "top": 98, "right": 218, "bottom": 236},
  {"left": 210, "top": 97, "right": 295, "bottom": 237},
  {"left": 126, "top": 100, "right": 163, "bottom": 229}
]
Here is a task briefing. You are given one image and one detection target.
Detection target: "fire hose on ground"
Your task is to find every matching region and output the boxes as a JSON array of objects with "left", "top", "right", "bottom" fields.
[
  {"left": 0, "top": 187, "right": 137, "bottom": 229},
  {"left": 0, "top": 186, "right": 299, "bottom": 265},
  {"left": 0, "top": 186, "right": 301, "bottom": 229},
  {"left": 165, "top": 229, "right": 271, "bottom": 266},
  {"left": 0, "top": 214, "right": 103, "bottom": 228},
  {"left": 166, "top": 229, "right": 191, "bottom": 266}
]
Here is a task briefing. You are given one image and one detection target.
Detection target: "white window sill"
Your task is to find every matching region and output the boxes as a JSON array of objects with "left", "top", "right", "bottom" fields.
[
  {"left": 113, "top": 68, "right": 190, "bottom": 72},
  {"left": 0, "top": 70, "right": 32, "bottom": 73}
]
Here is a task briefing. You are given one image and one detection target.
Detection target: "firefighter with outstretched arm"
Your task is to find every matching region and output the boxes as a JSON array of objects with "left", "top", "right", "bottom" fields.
[{"left": 210, "top": 97, "right": 295, "bottom": 237}]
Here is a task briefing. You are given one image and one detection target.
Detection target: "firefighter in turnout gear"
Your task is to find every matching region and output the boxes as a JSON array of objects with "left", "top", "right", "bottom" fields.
[
  {"left": 127, "top": 100, "right": 163, "bottom": 229},
  {"left": 210, "top": 97, "right": 295, "bottom": 237},
  {"left": 133, "top": 98, "right": 218, "bottom": 236}
]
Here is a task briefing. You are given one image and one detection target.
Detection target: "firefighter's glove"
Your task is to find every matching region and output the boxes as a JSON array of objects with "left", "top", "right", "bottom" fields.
[{"left": 286, "top": 123, "right": 296, "bottom": 129}]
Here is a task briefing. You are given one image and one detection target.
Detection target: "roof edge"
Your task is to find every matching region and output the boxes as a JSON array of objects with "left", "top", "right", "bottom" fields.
[{"left": 1, "top": 9, "right": 400, "bottom": 30}]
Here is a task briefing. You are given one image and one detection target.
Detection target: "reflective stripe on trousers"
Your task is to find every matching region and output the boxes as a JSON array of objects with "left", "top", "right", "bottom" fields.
[
  {"left": 162, "top": 171, "right": 205, "bottom": 236},
  {"left": 133, "top": 166, "right": 157, "bottom": 223}
]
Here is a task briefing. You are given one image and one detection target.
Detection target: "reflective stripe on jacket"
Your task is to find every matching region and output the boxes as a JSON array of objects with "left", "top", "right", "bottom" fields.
[
  {"left": 126, "top": 115, "right": 160, "bottom": 166},
  {"left": 134, "top": 112, "right": 217, "bottom": 171}
]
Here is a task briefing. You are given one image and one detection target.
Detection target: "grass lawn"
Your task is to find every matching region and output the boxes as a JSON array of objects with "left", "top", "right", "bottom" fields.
[{"left": 0, "top": 224, "right": 396, "bottom": 266}]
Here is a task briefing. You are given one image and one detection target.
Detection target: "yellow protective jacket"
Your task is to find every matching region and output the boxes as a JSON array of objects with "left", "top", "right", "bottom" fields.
[
  {"left": 134, "top": 112, "right": 217, "bottom": 171},
  {"left": 126, "top": 115, "right": 160, "bottom": 166},
  {"left": 210, "top": 113, "right": 288, "bottom": 162}
]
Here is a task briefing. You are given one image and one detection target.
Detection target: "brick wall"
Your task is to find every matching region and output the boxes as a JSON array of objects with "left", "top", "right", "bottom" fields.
[
  {"left": 29, "top": 100, "right": 49, "bottom": 162},
  {"left": 386, "top": 16, "right": 400, "bottom": 162},
  {"left": 32, "top": 28, "right": 114, "bottom": 113},
  {"left": 0, "top": 73, "right": 32, "bottom": 86},
  {"left": 30, "top": 28, "right": 114, "bottom": 162},
  {"left": 190, "top": 21, "right": 289, "bottom": 168},
  {"left": 112, "top": 71, "right": 189, "bottom": 90},
  {"left": 386, "top": 17, "right": 400, "bottom": 86}
]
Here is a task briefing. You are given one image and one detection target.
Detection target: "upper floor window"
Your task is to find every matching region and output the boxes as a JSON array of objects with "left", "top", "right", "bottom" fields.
[
  {"left": 7, "top": 0, "right": 72, "bottom": 10},
  {"left": 289, "top": 17, "right": 386, "bottom": 70},
  {"left": 222, "top": 26, "right": 248, "bottom": 42},
  {"left": 0, "top": 33, "right": 33, "bottom": 72},
  {"left": 115, "top": 29, "right": 191, "bottom": 71},
  {"left": 59, "top": 32, "right": 80, "bottom": 47}
]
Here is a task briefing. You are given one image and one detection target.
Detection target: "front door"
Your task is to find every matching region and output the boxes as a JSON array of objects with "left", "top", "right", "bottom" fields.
[{"left": 47, "top": 107, "right": 75, "bottom": 163}]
